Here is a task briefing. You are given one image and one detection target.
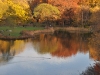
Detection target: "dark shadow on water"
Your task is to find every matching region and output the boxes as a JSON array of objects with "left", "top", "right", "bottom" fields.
[
  {"left": 80, "top": 32, "right": 100, "bottom": 75},
  {"left": 80, "top": 62, "right": 100, "bottom": 75}
]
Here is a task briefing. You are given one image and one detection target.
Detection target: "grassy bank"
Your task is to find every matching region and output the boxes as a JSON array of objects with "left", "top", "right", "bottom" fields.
[
  {"left": 0, "top": 26, "right": 91, "bottom": 40},
  {"left": 0, "top": 26, "right": 44, "bottom": 37}
]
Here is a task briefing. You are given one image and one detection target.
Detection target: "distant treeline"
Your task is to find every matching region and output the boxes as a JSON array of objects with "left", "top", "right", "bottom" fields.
[{"left": 0, "top": 0, "right": 100, "bottom": 28}]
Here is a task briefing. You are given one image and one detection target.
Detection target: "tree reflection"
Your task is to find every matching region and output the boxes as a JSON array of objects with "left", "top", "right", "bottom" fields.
[
  {"left": 89, "top": 32, "right": 100, "bottom": 61},
  {"left": 33, "top": 31, "right": 89, "bottom": 58},
  {"left": 81, "top": 32, "right": 100, "bottom": 75},
  {"left": 0, "top": 40, "right": 25, "bottom": 63},
  {"left": 0, "top": 31, "right": 93, "bottom": 64},
  {"left": 80, "top": 62, "right": 100, "bottom": 75},
  {"left": 52, "top": 31, "right": 89, "bottom": 57},
  {"left": 33, "top": 33, "right": 58, "bottom": 54}
]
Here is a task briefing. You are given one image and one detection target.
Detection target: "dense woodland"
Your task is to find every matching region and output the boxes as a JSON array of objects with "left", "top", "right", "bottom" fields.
[{"left": 0, "top": 0, "right": 100, "bottom": 28}]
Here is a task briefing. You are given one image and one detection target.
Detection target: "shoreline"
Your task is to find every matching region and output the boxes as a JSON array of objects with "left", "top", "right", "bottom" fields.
[{"left": 0, "top": 27, "right": 91, "bottom": 40}]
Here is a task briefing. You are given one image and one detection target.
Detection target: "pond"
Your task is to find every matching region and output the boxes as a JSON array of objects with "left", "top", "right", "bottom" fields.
[{"left": 0, "top": 31, "right": 99, "bottom": 75}]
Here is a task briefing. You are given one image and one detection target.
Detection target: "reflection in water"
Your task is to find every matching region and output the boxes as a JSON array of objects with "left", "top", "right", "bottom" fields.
[
  {"left": 33, "top": 31, "right": 89, "bottom": 57},
  {"left": 0, "top": 40, "right": 25, "bottom": 64},
  {"left": 80, "top": 32, "right": 100, "bottom": 75},
  {"left": 89, "top": 32, "right": 100, "bottom": 61},
  {"left": 0, "top": 31, "right": 99, "bottom": 75},
  {"left": 80, "top": 62, "right": 100, "bottom": 75},
  {"left": 79, "top": 32, "right": 100, "bottom": 75}
]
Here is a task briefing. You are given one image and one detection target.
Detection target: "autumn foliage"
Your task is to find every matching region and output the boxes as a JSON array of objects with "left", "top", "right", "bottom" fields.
[{"left": 0, "top": 0, "right": 100, "bottom": 27}]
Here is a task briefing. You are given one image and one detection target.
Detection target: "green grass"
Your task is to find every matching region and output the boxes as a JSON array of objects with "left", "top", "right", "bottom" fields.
[{"left": 0, "top": 26, "right": 44, "bottom": 37}]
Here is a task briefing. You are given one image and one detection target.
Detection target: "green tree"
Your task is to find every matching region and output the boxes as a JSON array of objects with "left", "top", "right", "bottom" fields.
[{"left": 33, "top": 3, "right": 60, "bottom": 23}]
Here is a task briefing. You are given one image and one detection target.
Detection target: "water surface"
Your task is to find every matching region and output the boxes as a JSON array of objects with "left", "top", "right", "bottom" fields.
[{"left": 0, "top": 31, "right": 98, "bottom": 75}]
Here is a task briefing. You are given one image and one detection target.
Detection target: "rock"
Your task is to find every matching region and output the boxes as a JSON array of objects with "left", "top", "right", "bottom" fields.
[{"left": 8, "top": 30, "right": 12, "bottom": 32}]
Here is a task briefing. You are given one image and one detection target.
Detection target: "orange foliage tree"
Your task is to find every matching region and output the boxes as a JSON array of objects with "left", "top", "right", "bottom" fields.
[{"left": 27, "top": 0, "right": 80, "bottom": 26}]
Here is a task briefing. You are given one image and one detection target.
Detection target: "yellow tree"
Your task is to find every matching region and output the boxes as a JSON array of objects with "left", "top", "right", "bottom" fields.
[
  {"left": 3, "top": 0, "right": 30, "bottom": 26},
  {"left": 33, "top": 3, "right": 60, "bottom": 23},
  {"left": 0, "top": 0, "right": 8, "bottom": 19}
]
